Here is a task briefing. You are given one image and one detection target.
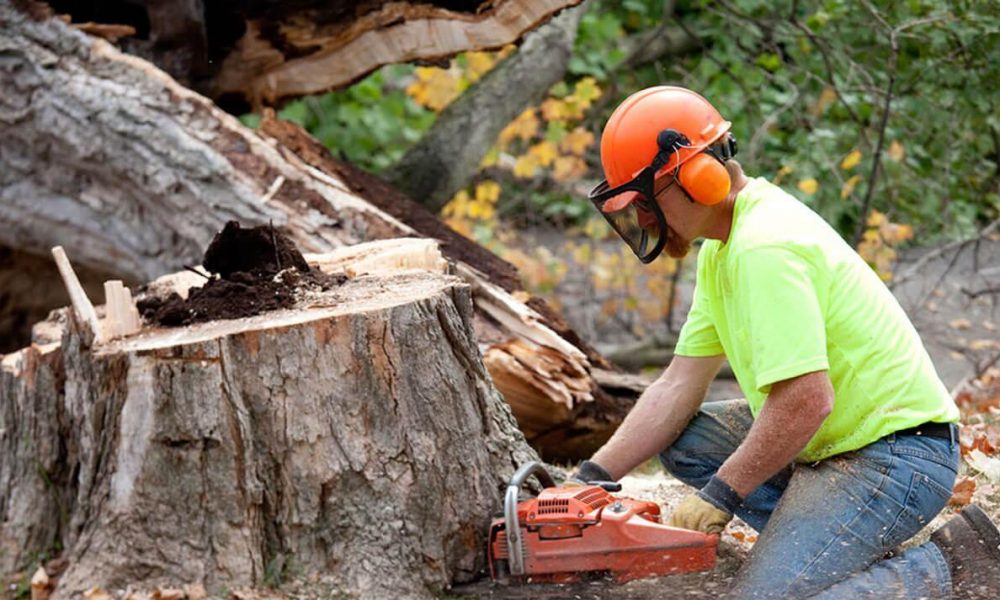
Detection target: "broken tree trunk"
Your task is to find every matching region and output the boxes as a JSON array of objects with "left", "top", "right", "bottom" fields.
[
  {"left": 1, "top": 246, "right": 537, "bottom": 597},
  {"left": 43, "top": 0, "right": 585, "bottom": 109},
  {"left": 0, "top": 3, "right": 635, "bottom": 462}
]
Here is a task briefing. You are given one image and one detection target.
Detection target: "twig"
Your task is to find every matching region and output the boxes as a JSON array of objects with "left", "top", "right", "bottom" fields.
[
  {"left": 976, "top": 351, "right": 1000, "bottom": 379},
  {"left": 270, "top": 219, "right": 282, "bottom": 272},
  {"left": 852, "top": 25, "right": 898, "bottom": 247},
  {"left": 893, "top": 219, "right": 1000, "bottom": 288},
  {"left": 183, "top": 265, "right": 212, "bottom": 280},
  {"left": 961, "top": 285, "right": 1000, "bottom": 300}
]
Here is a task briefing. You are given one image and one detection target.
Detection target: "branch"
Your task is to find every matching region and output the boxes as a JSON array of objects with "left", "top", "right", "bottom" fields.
[
  {"left": 892, "top": 218, "right": 1000, "bottom": 288},
  {"left": 852, "top": 28, "right": 898, "bottom": 247},
  {"left": 388, "top": 2, "right": 589, "bottom": 211}
]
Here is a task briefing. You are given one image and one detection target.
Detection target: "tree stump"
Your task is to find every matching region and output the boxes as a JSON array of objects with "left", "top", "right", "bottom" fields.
[{"left": 1, "top": 264, "right": 537, "bottom": 597}]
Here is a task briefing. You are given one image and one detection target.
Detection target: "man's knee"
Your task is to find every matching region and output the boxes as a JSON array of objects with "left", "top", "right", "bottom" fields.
[{"left": 658, "top": 399, "right": 751, "bottom": 481}]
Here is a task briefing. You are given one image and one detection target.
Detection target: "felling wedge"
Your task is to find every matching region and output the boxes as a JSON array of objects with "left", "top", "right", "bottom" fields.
[{"left": 489, "top": 462, "right": 718, "bottom": 583}]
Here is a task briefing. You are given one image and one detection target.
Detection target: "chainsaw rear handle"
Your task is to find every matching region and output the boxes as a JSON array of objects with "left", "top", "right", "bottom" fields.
[{"left": 502, "top": 462, "right": 621, "bottom": 575}]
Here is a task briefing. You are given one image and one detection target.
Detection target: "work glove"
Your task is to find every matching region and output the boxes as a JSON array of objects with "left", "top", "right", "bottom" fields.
[
  {"left": 565, "top": 459, "right": 614, "bottom": 487},
  {"left": 667, "top": 475, "right": 742, "bottom": 534}
]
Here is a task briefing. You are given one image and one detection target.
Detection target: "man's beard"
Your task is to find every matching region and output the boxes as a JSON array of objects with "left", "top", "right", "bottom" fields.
[{"left": 663, "top": 225, "right": 691, "bottom": 259}]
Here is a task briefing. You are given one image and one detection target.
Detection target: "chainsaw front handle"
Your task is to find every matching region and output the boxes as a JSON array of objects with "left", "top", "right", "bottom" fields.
[{"left": 504, "top": 461, "right": 556, "bottom": 575}]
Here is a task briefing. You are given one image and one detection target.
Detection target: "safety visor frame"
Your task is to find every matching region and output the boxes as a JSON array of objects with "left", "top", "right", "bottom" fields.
[{"left": 588, "top": 166, "right": 672, "bottom": 264}]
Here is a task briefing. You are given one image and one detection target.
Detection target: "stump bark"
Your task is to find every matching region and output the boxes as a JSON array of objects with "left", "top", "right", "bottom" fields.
[{"left": 1, "top": 262, "right": 537, "bottom": 597}]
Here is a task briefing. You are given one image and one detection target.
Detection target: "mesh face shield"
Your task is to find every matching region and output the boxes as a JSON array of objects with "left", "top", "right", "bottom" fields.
[{"left": 588, "top": 167, "right": 670, "bottom": 263}]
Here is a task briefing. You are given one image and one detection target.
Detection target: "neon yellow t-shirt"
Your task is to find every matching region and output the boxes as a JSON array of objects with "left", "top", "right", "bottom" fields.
[{"left": 675, "top": 177, "right": 959, "bottom": 462}]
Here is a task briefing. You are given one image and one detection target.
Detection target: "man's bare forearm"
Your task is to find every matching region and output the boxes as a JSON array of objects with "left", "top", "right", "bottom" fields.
[
  {"left": 591, "top": 355, "right": 724, "bottom": 480},
  {"left": 716, "top": 370, "right": 833, "bottom": 498}
]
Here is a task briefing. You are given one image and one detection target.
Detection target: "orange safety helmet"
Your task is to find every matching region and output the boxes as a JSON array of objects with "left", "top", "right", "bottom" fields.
[{"left": 600, "top": 86, "right": 735, "bottom": 210}]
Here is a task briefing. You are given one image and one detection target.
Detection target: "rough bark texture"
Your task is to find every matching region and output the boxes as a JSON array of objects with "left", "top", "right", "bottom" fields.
[
  {"left": 1, "top": 268, "right": 537, "bottom": 597},
  {"left": 0, "top": 3, "right": 634, "bottom": 463},
  {"left": 44, "top": 0, "right": 584, "bottom": 109},
  {"left": 387, "top": 1, "right": 588, "bottom": 211}
]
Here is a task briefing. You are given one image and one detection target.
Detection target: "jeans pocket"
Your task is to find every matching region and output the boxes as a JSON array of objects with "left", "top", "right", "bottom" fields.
[{"left": 882, "top": 470, "right": 954, "bottom": 550}]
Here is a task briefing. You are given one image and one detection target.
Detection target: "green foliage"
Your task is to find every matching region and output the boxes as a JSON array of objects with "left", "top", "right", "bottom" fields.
[
  {"left": 672, "top": 0, "right": 1000, "bottom": 241},
  {"left": 266, "top": 65, "right": 436, "bottom": 173}
]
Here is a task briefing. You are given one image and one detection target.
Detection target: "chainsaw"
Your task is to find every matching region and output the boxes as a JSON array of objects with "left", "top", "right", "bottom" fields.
[{"left": 488, "top": 461, "right": 718, "bottom": 583}]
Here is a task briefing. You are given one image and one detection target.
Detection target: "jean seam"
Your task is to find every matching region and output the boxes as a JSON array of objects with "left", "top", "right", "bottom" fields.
[
  {"left": 926, "top": 539, "right": 954, "bottom": 595},
  {"left": 881, "top": 471, "right": 920, "bottom": 552},
  {"left": 788, "top": 454, "right": 894, "bottom": 587}
]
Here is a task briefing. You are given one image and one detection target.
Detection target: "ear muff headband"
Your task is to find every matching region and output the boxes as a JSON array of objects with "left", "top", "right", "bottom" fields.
[{"left": 654, "top": 129, "right": 736, "bottom": 206}]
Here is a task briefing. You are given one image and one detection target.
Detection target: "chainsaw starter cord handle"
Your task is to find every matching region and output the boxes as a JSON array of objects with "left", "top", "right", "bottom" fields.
[{"left": 697, "top": 475, "right": 744, "bottom": 515}]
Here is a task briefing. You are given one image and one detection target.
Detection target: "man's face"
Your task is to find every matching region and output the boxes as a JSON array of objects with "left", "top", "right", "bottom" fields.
[{"left": 652, "top": 175, "right": 694, "bottom": 259}]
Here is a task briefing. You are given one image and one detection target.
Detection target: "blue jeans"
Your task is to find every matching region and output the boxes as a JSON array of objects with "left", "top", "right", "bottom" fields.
[{"left": 659, "top": 399, "right": 960, "bottom": 599}]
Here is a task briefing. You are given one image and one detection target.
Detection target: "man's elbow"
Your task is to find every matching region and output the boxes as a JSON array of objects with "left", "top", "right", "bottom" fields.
[
  {"left": 810, "top": 380, "right": 835, "bottom": 425},
  {"left": 815, "top": 391, "right": 833, "bottom": 422}
]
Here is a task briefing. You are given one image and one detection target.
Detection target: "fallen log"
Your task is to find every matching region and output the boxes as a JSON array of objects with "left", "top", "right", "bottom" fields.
[
  {"left": 0, "top": 4, "right": 636, "bottom": 463},
  {"left": 43, "top": 0, "right": 585, "bottom": 109},
  {"left": 1, "top": 242, "right": 538, "bottom": 597}
]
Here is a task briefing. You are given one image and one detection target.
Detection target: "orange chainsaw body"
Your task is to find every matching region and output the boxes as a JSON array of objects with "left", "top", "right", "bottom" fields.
[{"left": 488, "top": 483, "right": 718, "bottom": 583}]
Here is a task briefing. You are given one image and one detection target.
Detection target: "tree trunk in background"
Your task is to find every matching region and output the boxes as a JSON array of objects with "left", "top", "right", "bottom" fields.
[
  {"left": 387, "top": 1, "right": 589, "bottom": 211},
  {"left": 1, "top": 263, "right": 537, "bottom": 597},
  {"left": 0, "top": 3, "right": 636, "bottom": 464}
]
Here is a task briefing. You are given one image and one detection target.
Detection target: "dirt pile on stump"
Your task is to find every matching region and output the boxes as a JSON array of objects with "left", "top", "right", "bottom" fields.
[{"left": 139, "top": 221, "right": 344, "bottom": 326}]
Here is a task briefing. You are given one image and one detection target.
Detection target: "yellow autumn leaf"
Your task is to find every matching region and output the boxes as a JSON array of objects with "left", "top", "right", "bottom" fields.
[
  {"left": 559, "top": 97, "right": 588, "bottom": 120},
  {"left": 888, "top": 141, "right": 905, "bottom": 162},
  {"left": 773, "top": 164, "right": 794, "bottom": 184},
  {"left": 529, "top": 141, "right": 558, "bottom": 168},
  {"left": 475, "top": 180, "right": 501, "bottom": 204},
  {"left": 513, "top": 154, "right": 540, "bottom": 179},
  {"left": 970, "top": 339, "right": 1000, "bottom": 351},
  {"left": 465, "top": 51, "right": 496, "bottom": 80},
  {"left": 840, "top": 174, "right": 862, "bottom": 199},
  {"left": 442, "top": 189, "right": 471, "bottom": 218},
  {"left": 406, "top": 67, "right": 460, "bottom": 111},
  {"left": 552, "top": 155, "right": 587, "bottom": 182},
  {"left": 840, "top": 149, "right": 862, "bottom": 170},
  {"left": 866, "top": 209, "right": 886, "bottom": 227},
  {"left": 479, "top": 146, "right": 500, "bottom": 168},
  {"left": 574, "top": 77, "right": 602, "bottom": 103},
  {"left": 444, "top": 216, "right": 473, "bottom": 239},
  {"left": 950, "top": 318, "right": 972, "bottom": 330},
  {"left": 583, "top": 217, "right": 611, "bottom": 240},
  {"left": 797, "top": 178, "right": 819, "bottom": 194},
  {"left": 498, "top": 109, "right": 539, "bottom": 146},
  {"left": 571, "top": 243, "right": 592, "bottom": 265},
  {"left": 540, "top": 98, "right": 568, "bottom": 122},
  {"left": 467, "top": 198, "right": 495, "bottom": 220},
  {"left": 560, "top": 127, "right": 595, "bottom": 156},
  {"left": 810, "top": 86, "right": 838, "bottom": 116}
]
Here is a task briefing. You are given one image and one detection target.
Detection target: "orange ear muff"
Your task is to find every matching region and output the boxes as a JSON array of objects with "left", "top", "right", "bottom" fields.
[{"left": 678, "top": 153, "right": 731, "bottom": 205}]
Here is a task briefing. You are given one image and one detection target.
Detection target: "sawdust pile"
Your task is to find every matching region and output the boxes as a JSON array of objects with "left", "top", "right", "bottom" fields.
[{"left": 138, "top": 221, "right": 345, "bottom": 326}]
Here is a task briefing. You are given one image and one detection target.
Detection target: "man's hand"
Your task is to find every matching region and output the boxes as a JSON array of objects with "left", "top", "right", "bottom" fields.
[
  {"left": 564, "top": 460, "right": 613, "bottom": 487},
  {"left": 667, "top": 494, "right": 732, "bottom": 534},
  {"left": 667, "top": 475, "right": 742, "bottom": 534}
]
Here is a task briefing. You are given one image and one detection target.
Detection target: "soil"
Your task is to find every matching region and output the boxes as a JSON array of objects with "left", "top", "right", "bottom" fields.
[{"left": 138, "top": 221, "right": 345, "bottom": 326}]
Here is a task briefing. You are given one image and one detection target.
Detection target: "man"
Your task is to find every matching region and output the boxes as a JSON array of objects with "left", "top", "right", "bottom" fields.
[{"left": 580, "top": 86, "right": 1000, "bottom": 598}]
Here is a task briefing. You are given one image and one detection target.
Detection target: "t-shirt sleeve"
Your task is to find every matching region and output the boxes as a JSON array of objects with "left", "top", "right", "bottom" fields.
[
  {"left": 675, "top": 280, "right": 724, "bottom": 357},
  {"left": 736, "top": 246, "right": 829, "bottom": 393}
]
